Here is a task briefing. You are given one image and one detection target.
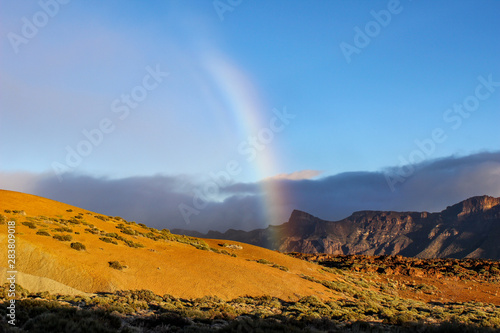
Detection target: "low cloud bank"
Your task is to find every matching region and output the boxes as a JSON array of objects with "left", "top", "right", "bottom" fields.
[{"left": 1, "top": 152, "right": 499, "bottom": 232}]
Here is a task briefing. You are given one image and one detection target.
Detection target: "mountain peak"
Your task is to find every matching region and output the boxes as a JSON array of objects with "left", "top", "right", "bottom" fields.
[
  {"left": 288, "top": 209, "right": 321, "bottom": 224},
  {"left": 444, "top": 195, "right": 500, "bottom": 217}
]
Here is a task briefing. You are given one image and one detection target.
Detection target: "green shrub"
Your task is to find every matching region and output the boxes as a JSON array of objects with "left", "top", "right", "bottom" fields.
[
  {"left": 22, "top": 221, "right": 37, "bottom": 229},
  {"left": 66, "top": 209, "right": 73, "bottom": 212},
  {"left": 4, "top": 209, "right": 11, "bottom": 213},
  {"left": 120, "top": 228, "right": 136, "bottom": 235},
  {"left": 85, "top": 228, "right": 100, "bottom": 234},
  {"left": 108, "top": 261, "right": 125, "bottom": 270},
  {"left": 36, "top": 230, "right": 51, "bottom": 236},
  {"left": 99, "top": 237, "right": 118, "bottom": 245},
  {"left": 123, "top": 239, "right": 144, "bottom": 248},
  {"left": 257, "top": 259, "right": 273, "bottom": 265},
  {"left": 220, "top": 250, "right": 237, "bottom": 257},
  {"left": 272, "top": 264, "right": 289, "bottom": 272},
  {"left": 54, "top": 227, "right": 73, "bottom": 233},
  {"left": 70, "top": 242, "right": 86, "bottom": 251},
  {"left": 53, "top": 234, "right": 72, "bottom": 241}
]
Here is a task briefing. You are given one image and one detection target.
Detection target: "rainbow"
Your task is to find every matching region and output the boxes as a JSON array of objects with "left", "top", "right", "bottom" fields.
[{"left": 201, "top": 52, "right": 290, "bottom": 237}]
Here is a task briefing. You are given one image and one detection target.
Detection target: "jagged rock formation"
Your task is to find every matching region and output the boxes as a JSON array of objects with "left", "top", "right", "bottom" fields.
[{"left": 175, "top": 196, "right": 500, "bottom": 259}]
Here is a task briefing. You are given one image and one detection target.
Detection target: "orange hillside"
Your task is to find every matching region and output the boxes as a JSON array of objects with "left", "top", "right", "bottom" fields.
[{"left": 0, "top": 189, "right": 343, "bottom": 301}]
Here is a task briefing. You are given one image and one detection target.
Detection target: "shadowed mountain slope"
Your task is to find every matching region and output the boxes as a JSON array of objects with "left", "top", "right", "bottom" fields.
[{"left": 176, "top": 196, "right": 500, "bottom": 259}]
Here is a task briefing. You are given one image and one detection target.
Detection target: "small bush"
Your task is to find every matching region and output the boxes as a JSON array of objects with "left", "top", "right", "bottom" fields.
[
  {"left": 54, "top": 227, "right": 73, "bottom": 233},
  {"left": 85, "top": 228, "right": 100, "bottom": 234},
  {"left": 53, "top": 234, "right": 72, "bottom": 242},
  {"left": 36, "top": 230, "right": 51, "bottom": 236},
  {"left": 257, "top": 259, "right": 273, "bottom": 265},
  {"left": 120, "top": 228, "right": 136, "bottom": 235},
  {"left": 272, "top": 264, "right": 289, "bottom": 272},
  {"left": 22, "top": 221, "right": 37, "bottom": 229},
  {"left": 220, "top": 250, "right": 237, "bottom": 257},
  {"left": 100, "top": 237, "right": 118, "bottom": 245},
  {"left": 108, "top": 261, "right": 125, "bottom": 270},
  {"left": 123, "top": 239, "right": 144, "bottom": 248},
  {"left": 4, "top": 209, "right": 12, "bottom": 213},
  {"left": 66, "top": 209, "right": 73, "bottom": 212},
  {"left": 70, "top": 242, "right": 86, "bottom": 251}
]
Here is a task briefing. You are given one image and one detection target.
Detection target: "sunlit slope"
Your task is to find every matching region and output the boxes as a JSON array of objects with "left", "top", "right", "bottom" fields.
[{"left": 0, "top": 190, "right": 339, "bottom": 300}]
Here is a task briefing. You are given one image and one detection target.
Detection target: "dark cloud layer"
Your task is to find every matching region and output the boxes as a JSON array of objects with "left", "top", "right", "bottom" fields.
[{"left": 3, "top": 152, "right": 499, "bottom": 232}]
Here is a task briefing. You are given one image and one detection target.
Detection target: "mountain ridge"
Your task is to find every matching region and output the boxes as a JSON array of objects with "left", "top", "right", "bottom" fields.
[{"left": 174, "top": 195, "right": 500, "bottom": 259}]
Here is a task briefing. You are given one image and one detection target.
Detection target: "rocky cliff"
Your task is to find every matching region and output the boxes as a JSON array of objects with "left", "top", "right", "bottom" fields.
[{"left": 175, "top": 196, "right": 500, "bottom": 259}]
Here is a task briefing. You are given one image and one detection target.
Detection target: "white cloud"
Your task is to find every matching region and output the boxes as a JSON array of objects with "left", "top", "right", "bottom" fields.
[{"left": 264, "top": 170, "right": 323, "bottom": 181}]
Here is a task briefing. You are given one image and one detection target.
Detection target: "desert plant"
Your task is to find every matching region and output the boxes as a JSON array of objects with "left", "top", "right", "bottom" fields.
[
  {"left": 70, "top": 242, "right": 86, "bottom": 251},
  {"left": 272, "top": 264, "right": 289, "bottom": 272},
  {"left": 85, "top": 228, "right": 100, "bottom": 234},
  {"left": 54, "top": 227, "right": 73, "bottom": 233},
  {"left": 99, "top": 237, "right": 118, "bottom": 245},
  {"left": 53, "top": 234, "right": 72, "bottom": 242},
  {"left": 257, "top": 259, "right": 273, "bottom": 265},
  {"left": 108, "top": 261, "right": 125, "bottom": 270},
  {"left": 123, "top": 239, "right": 144, "bottom": 248},
  {"left": 36, "top": 230, "right": 51, "bottom": 236},
  {"left": 22, "top": 221, "right": 37, "bottom": 229}
]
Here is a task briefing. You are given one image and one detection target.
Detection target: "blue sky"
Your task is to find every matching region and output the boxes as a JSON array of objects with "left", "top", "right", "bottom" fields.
[{"left": 1, "top": 1, "right": 499, "bottom": 230}]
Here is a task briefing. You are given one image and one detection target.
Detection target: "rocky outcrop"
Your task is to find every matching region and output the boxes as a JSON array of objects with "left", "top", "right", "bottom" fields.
[{"left": 178, "top": 196, "right": 500, "bottom": 259}]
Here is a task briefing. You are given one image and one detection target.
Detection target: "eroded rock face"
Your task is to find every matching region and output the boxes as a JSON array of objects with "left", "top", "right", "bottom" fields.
[
  {"left": 443, "top": 196, "right": 500, "bottom": 218},
  {"left": 180, "top": 196, "right": 500, "bottom": 259},
  {"left": 275, "top": 196, "right": 500, "bottom": 259}
]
